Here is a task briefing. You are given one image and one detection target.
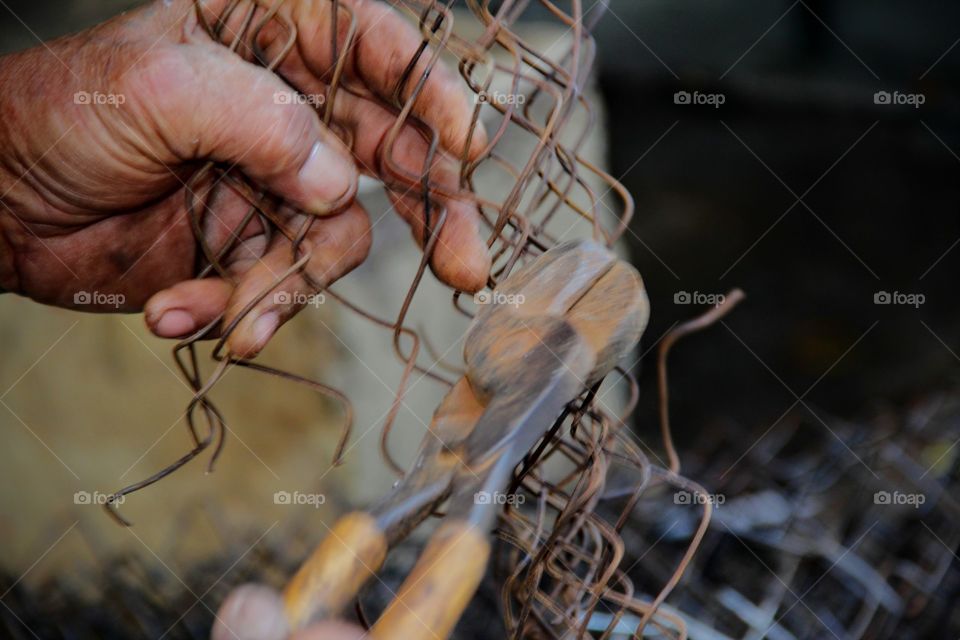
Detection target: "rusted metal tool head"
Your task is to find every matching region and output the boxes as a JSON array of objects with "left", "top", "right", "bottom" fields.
[
  {"left": 451, "top": 239, "right": 648, "bottom": 529},
  {"left": 371, "top": 239, "right": 648, "bottom": 537},
  {"left": 466, "top": 239, "right": 648, "bottom": 391}
]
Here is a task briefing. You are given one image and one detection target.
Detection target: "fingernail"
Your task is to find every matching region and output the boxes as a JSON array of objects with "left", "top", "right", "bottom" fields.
[
  {"left": 154, "top": 309, "right": 195, "bottom": 337},
  {"left": 298, "top": 141, "right": 355, "bottom": 212},
  {"left": 252, "top": 311, "right": 279, "bottom": 350}
]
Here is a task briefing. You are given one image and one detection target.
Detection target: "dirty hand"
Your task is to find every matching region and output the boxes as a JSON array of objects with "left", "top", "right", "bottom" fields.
[
  {"left": 0, "top": 0, "right": 490, "bottom": 356},
  {"left": 212, "top": 584, "right": 364, "bottom": 640}
]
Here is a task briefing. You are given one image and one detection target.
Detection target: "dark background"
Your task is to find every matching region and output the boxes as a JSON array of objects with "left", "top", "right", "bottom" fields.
[{"left": 593, "top": 1, "right": 960, "bottom": 451}]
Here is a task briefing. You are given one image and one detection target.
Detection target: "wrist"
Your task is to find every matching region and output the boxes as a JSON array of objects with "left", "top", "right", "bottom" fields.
[{"left": 0, "top": 55, "right": 25, "bottom": 295}]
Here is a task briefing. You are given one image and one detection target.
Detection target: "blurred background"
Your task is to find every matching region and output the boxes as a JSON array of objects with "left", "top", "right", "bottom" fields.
[{"left": 1, "top": 0, "right": 959, "bottom": 637}]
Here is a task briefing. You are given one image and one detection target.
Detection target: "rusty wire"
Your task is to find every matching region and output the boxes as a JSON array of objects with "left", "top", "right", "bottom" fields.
[{"left": 100, "top": 1, "right": 733, "bottom": 637}]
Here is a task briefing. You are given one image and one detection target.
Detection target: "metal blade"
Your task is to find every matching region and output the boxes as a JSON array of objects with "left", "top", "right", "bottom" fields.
[{"left": 448, "top": 330, "right": 588, "bottom": 530}]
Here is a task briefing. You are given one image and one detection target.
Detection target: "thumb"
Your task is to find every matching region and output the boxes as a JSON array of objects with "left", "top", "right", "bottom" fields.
[
  {"left": 212, "top": 584, "right": 288, "bottom": 640},
  {"left": 211, "top": 583, "right": 366, "bottom": 640},
  {"left": 135, "top": 44, "right": 357, "bottom": 215}
]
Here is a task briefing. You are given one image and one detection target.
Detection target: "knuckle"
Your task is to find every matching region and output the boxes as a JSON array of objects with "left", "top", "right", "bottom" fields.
[
  {"left": 119, "top": 46, "right": 204, "bottom": 156},
  {"left": 347, "top": 209, "right": 373, "bottom": 261},
  {"left": 306, "top": 208, "right": 372, "bottom": 283},
  {"left": 260, "top": 101, "right": 319, "bottom": 173},
  {"left": 124, "top": 46, "right": 197, "bottom": 111}
]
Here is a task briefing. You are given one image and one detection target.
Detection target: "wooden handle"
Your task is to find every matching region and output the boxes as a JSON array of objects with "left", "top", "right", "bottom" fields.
[
  {"left": 370, "top": 520, "right": 490, "bottom": 640},
  {"left": 283, "top": 511, "right": 387, "bottom": 630}
]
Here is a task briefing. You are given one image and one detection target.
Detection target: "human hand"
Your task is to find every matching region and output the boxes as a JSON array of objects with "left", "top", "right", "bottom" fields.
[
  {"left": 212, "top": 584, "right": 364, "bottom": 640},
  {"left": 0, "top": 0, "right": 490, "bottom": 356}
]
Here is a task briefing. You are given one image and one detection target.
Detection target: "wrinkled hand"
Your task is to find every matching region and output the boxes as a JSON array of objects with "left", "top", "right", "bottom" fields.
[
  {"left": 0, "top": 0, "right": 489, "bottom": 356},
  {"left": 212, "top": 584, "right": 364, "bottom": 640}
]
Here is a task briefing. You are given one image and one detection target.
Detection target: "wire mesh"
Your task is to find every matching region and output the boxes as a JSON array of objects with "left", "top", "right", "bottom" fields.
[
  {"left": 77, "top": 2, "right": 960, "bottom": 639},
  {"left": 99, "top": 1, "right": 700, "bottom": 637}
]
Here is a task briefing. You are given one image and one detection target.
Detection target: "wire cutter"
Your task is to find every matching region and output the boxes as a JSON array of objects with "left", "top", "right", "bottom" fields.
[{"left": 282, "top": 239, "right": 649, "bottom": 638}]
